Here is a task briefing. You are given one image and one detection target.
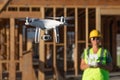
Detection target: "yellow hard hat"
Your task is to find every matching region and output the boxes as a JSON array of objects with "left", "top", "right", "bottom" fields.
[{"left": 89, "top": 29, "right": 102, "bottom": 38}]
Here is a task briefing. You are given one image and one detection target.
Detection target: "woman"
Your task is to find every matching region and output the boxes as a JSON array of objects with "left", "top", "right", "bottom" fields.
[{"left": 80, "top": 29, "right": 113, "bottom": 80}]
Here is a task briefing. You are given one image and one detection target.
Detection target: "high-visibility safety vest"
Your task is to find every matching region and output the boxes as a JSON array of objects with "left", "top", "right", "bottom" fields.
[{"left": 82, "top": 47, "right": 111, "bottom": 80}]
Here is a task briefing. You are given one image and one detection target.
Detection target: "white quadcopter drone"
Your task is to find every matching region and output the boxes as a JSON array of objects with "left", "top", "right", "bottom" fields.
[{"left": 20, "top": 16, "right": 74, "bottom": 43}]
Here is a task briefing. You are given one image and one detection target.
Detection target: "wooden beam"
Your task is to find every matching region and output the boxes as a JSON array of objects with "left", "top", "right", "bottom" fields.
[
  {"left": 0, "top": 12, "right": 41, "bottom": 18},
  {"left": 0, "top": 26, "right": 5, "bottom": 60},
  {"left": 22, "top": 41, "right": 34, "bottom": 80},
  {"left": 53, "top": 7, "right": 57, "bottom": 80},
  {"left": 0, "top": 26, "right": 2, "bottom": 80},
  {"left": 96, "top": 7, "right": 101, "bottom": 31},
  {"left": 18, "top": 24, "right": 23, "bottom": 71},
  {"left": 74, "top": 7, "right": 78, "bottom": 76},
  {"left": 64, "top": 7, "right": 67, "bottom": 77},
  {"left": 9, "top": 18, "right": 16, "bottom": 80},
  {"left": 6, "top": 26, "right": 9, "bottom": 60},
  {"left": 101, "top": 8, "right": 120, "bottom": 15},
  {"left": 0, "top": 25, "right": 3, "bottom": 79},
  {"left": 15, "top": 26, "right": 18, "bottom": 60},
  {"left": 85, "top": 8, "right": 89, "bottom": 48},
  {"left": 6, "top": 25, "right": 9, "bottom": 72},
  {"left": 0, "top": 62, "right": 2, "bottom": 80},
  {"left": 0, "top": 0, "right": 9, "bottom": 12},
  {"left": 38, "top": 7, "right": 45, "bottom": 80},
  {"left": 7, "top": 0, "right": 120, "bottom": 6}
]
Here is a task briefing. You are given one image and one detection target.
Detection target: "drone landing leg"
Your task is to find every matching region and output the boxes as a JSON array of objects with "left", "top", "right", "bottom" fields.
[
  {"left": 54, "top": 28, "right": 60, "bottom": 43},
  {"left": 35, "top": 28, "right": 41, "bottom": 43}
]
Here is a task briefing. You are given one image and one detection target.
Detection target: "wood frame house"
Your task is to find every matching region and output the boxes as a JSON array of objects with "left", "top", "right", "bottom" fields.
[{"left": 0, "top": 0, "right": 120, "bottom": 80}]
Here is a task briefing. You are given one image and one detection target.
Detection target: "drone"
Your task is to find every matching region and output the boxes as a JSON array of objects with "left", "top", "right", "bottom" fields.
[{"left": 20, "top": 16, "right": 74, "bottom": 43}]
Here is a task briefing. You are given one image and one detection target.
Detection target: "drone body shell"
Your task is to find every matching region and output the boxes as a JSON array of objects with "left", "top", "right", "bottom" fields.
[{"left": 28, "top": 19, "right": 64, "bottom": 30}]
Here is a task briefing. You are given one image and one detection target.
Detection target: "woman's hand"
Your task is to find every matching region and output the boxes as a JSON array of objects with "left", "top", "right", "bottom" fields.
[
  {"left": 80, "top": 59, "right": 89, "bottom": 70},
  {"left": 97, "top": 62, "right": 113, "bottom": 71}
]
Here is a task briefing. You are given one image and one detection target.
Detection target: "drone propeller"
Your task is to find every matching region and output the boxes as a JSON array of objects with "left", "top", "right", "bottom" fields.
[
  {"left": 17, "top": 17, "right": 27, "bottom": 21},
  {"left": 65, "top": 23, "right": 75, "bottom": 27},
  {"left": 17, "top": 17, "right": 40, "bottom": 25},
  {"left": 64, "top": 17, "right": 74, "bottom": 20},
  {"left": 16, "top": 17, "right": 30, "bottom": 25},
  {"left": 17, "top": 17, "right": 39, "bottom": 21},
  {"left": 46, "top": 16, "right": 74, "bottom": 20}
]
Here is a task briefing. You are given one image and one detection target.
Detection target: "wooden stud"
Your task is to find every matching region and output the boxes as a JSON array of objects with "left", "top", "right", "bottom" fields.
[
  {"left": 6, "top": 26, "right": 10, "bottom": 59},
  {"left": 53, "top": 7, "right": 57, "bottom": 80},
  {"left": 22, "top": 40, "right": 33, "bottom": 80},
  {"left": 9, "top": 18, "right": 16, "bottom": 80},
  {"left": 15, "top": 26, "right": 18, "bottom": 60},
  {"left": 74, "top": 7, "right": 78, "bottom": 76},
  {"left": 6, "top": 24, "right": 9, "bottom": 74},
  {"left": 0, "top": 25, "right": 2, "bottom": 80},
  {"left": 85, "top": 8, "right": 89, "bottom": 48},
  {"left": 0, "top": 26, "right": 6, "bottom": 61},
  {"left": 19, "top": 24, "right": 23, "bottom": 71},
  {"left": 64, "top": 7, "right": 67, "bottom": 76},
  {"left": 0, "top": 62, "right": 2, "bottom": 80},
  {"left": 38, "top": 7, "right": 45, "bottom": 80},
  {"left": 96, "top": 7, "right": 101, "bottom": 31}
]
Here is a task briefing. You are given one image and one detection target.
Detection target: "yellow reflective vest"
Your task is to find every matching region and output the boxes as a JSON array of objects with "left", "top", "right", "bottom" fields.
[{"left": 81, "top": 47, "right": 112, "bottom": 80}]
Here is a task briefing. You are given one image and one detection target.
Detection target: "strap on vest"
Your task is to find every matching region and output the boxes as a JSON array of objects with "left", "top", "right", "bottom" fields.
[
  {"left": 100, "top": 47, "right": 104, "bottom": 63},
  {"left": 87, "top": 47, "right": 90, "bottom": 57}
]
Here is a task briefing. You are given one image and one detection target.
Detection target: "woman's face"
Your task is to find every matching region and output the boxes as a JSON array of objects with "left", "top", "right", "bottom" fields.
[{"left": 90, "top": 37, "right": 101, "bottom": 46}]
